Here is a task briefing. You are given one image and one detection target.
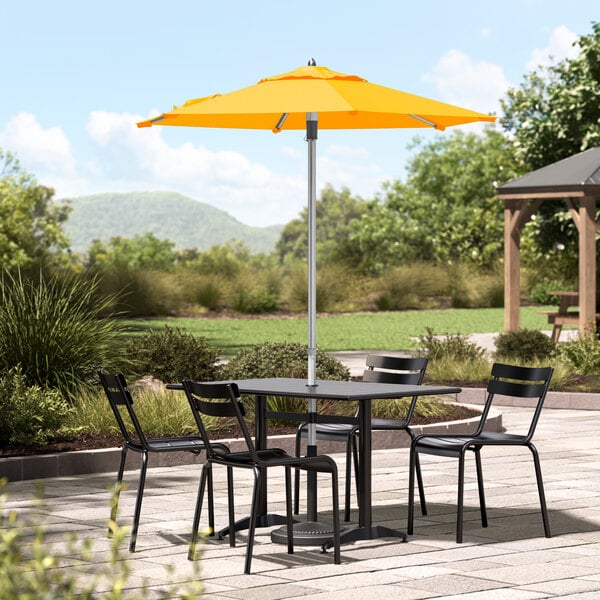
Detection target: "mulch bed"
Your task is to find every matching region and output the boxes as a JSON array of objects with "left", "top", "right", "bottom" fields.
[{"left": 0, "top": 406, "right": 478, "bottom": 458}]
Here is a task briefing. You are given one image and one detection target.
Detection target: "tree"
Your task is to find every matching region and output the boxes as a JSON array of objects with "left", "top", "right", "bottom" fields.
[
  {"left": 275, "top": 184, "right": 366, "bottom": 265},
  {"left": 500, "top": 21, "right": 600, "bottom": 170},
  {"left": 86, "top": 232, "right": 178, "bottom": 271},
  {"left": 349, "top": 128, "right": 520, "bottom": 272},
  {"left": 0, "top": 149, "right": 70, "bottom": 270},
  {"left": 500, "top": 22, "right": 600, "bottom": 277}
]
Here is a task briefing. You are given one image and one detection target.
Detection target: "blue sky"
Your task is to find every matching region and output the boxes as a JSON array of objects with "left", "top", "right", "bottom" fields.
[{"left": 0, "top": 1, "right": 597, "bottom": 227}]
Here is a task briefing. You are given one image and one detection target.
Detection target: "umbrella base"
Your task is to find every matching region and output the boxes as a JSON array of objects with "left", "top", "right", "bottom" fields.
[{"left": 270, "top": 520, "right": 341, "bottom": 546}]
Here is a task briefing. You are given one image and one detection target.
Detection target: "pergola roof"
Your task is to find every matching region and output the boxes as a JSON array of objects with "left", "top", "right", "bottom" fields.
[{"left": 498, "top": 146, "right": 600, "bottom": 197}]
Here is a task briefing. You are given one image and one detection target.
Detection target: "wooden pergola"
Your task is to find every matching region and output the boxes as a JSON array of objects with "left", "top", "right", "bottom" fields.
[{"left": 497, "top": 147, "right": 600, "bottom": 335}]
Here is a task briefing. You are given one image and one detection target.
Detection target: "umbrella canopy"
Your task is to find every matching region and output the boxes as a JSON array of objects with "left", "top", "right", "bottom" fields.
[{"left": 138, "top": 64, "right": 494, "bottom": 131}]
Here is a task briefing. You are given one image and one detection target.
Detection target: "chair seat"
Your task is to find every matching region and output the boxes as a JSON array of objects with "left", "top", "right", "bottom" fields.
[
  {"left": 416, "top": 432, "right": 530, "bottom": 457},
  {"left": 297, "top": 422, "right": 357, "bottom": 441},
  {"left": 370, "top": 417, "right": 409, "bottom": 430},
  {"left": 143, "top": 436, "right": 207, "bottom": 452}
]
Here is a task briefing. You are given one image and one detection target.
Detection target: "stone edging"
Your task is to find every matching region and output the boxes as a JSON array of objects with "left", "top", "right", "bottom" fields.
[{"left": 3, "top": 384, "right": 598, "bottom": 483}]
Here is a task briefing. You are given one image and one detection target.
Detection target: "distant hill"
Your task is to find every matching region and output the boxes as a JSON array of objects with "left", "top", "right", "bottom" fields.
[{"left": 60, "top": 191, "right": 283, "bottom": 254}]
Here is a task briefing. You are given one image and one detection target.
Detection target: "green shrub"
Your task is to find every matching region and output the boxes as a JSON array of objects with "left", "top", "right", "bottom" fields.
[
  {"left": 231, "top": 288, "right": 279, "bottom": 313},
  {"left": 0, "top": 367, "right": 71, "bottom": 445},
  {"left": 223, "top": 342, "right": 350, "bottom": 418},
  {"left": 179, "top": 272, "right": 224, "bottom": 310},
  {"left": 286, "top": 265, "right": 349, "bottom": 312},
  {"left": 528, "top": 280, "right": 570, "bottom": 305},
  {"left": 125, "top": 326, "right": 221, "bottom": 383},
  {"left": 0, "top": 270, "right": 125, "bottom": 397},
  {"left": 96, "top": 266, "right": 183, "bottom": 316},
  {"left": 374, "top": 264, "right": 449, "bottom": 311},
  {"left": 418, "top": 327, "right": 486, "bottom": 362},
  {"left": 494, "top": 329, "right": 556, "bottom": 362},
  {"left": 556, "top": 330, "right": 600, "bottom": 374},
  {"left": 446, "top": 263, "right": 504, "bottom": 308}
]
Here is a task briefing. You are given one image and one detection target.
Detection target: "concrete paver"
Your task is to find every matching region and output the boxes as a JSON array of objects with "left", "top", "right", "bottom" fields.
[{"left": 3, "top": 403, "right": 600, "bottom": 598}]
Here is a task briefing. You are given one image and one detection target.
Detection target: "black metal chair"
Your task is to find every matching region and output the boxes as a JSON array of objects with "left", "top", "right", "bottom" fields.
[
  {"left": 182, "top": 379, "right": 341, "bottom": 574},
  {"left": 294, "top": 355, "right": 429, "bottom": 521},
  {"left": 98, "top": 371, "right": 228, "bottom": 552},
  {"left": 407, "top": 362, "right": 554, "bottom": 543}
]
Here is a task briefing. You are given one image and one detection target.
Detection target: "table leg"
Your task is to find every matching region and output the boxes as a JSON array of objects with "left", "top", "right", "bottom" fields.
[{"left": 322, "top": 397, "right": 407, "bottom": 550}]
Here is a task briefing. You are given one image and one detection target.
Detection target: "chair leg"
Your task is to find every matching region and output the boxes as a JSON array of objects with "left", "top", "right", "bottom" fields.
[
  {"left": 344, "top": 434, "right": 354, "bottom": 521},
  {"left": 456, "top": 452, "right": 465, "bottom": 543},
  {"left": 130, "top": 451, "right": 148, "bottom": 552},
  {"left": 188, "top": 463, "right": 208, "bottom": 560},
  {"left": 207, "top": 463, "right": 215, "bottom": 535},
  {"left": 109, "top": 446, "right": 128, "bottom": 534},
  {"left": 293, "top": 431, "right": 302, "bottom": 515},
  {"left": 530, "top": 444, "right": 551, "bottom": 538},
  {"left": 227, "top": 466, "right": 235, "bottom": 547},
  {"left": 407, "top": 445, "right": 416, "bottom": 535},
  {"left": 331, "top": 468, "right": 341, "bottom": 564},
  {"left": 244, "top": 467, "right": 260, "bottom": 574},
  {"left": 285, "top": 466, "right": 294, "bottom": 555},
  {"left": 414, "top": 454, "right": 428, "bottom": 516},
  {"left": 474, "top": 449, "right": 487, "bottom": 528}
]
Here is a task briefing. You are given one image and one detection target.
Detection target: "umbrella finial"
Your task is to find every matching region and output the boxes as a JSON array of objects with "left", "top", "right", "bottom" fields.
[{"left": 308, "top": 58, "right": 316, "bottom": 66}]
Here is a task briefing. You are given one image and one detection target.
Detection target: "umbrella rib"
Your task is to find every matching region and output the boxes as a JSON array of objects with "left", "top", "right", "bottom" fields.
[{"left": 408, "top": 114, "right": 440, "bottom": 129}]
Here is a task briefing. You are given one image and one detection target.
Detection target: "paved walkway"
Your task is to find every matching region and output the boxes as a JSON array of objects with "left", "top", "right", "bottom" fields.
[{"left": 4, "top": 404, "right": 600, "bottom": 598}]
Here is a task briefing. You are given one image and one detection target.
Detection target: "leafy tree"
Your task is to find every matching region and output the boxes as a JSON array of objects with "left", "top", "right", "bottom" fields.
[
  {"left": 499, "top": 22, "right": 600, "bottom": 277},
  {"left": 349, "top": 128, "right": 520, "bottom": 272},
  {"left": 500, "top": 21, "right": 600, "bottom": 170},
  {"left": 87, "top": 232, "right": 178, "bottom": 271},
  {"left": 0, "top": 149, "right": 70, "bottom": 270},
  {"left": 275, "top": 184, "right": 366, "bottom": 265}
]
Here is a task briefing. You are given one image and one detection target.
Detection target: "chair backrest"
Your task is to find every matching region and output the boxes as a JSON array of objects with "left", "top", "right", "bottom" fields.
[
  {"left": 363, "top": 355, "right": 428, "bottom": 385},
  {"left": 362, "top": 355, "right": 429, "bottom": 421},
  {"left": 182, "top": 380, "right": 257, "bottom": 461},
  {"left": 477, "top": 362, "right": 554, "bottom": 439},
  {"left": 98, "top": 371, "right": 149, "bottom": 449}
]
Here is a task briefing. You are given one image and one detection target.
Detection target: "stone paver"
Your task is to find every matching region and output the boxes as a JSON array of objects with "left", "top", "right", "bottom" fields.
[{"left": 3, "top": 404, "right": 600, "bottom": 598}]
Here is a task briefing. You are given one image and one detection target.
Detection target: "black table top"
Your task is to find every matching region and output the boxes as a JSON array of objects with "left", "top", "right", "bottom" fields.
[{"left": 169, "top": 377, "right": 461, "bottom": 400}]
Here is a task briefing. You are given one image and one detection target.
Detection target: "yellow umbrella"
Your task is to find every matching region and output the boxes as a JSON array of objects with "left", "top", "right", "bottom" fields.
[
  {"left": 138, "top": 62, "right": 494, "bottom": 541},
  {"left": 138, "top": 63, "right": 494, "bottom": 132},
  {"left": 138, "top": 62, "right": 494, "bottom": 384}
]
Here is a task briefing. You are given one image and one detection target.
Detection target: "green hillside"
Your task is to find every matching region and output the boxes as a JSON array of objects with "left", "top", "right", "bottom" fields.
[{"left": 60, "top": 191, "right": 282, "bottom": 254}]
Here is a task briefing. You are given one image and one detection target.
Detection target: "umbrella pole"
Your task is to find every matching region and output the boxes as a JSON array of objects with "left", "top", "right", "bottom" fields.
[
  {"left": 272, "top": 112, "right": 338, "bottom": 546},
  {"left": 306, "top": 111, "right": 318, "bottom": 521}
]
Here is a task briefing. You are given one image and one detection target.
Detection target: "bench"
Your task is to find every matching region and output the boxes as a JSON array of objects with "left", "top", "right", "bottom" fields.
[{"left": 539, "top": 291, "right": 600, "bottom": 342}]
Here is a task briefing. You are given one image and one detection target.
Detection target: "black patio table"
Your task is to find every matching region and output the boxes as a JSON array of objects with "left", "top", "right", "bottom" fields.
[{"left": 170, "top": 377, "right": 461, "bottom": 548}]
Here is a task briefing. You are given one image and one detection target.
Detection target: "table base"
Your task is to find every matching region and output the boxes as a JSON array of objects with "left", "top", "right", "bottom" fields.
[
  {"left": 321, "top": 525, "right": 408, "bottom": 551},
  {"left": 270, "top": 520, "right": 339, "bottom": 546},
  {"left": 216, "top": 513, "right": 290, "bottom": 541}
]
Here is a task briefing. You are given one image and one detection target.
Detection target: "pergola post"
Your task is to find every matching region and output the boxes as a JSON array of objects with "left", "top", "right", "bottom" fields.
[
  {"left": 504, "top": 198, "right": 521, "bottom": 331},
  {"left": 579, "top": 196, "right": 597, "bottom": 334}
]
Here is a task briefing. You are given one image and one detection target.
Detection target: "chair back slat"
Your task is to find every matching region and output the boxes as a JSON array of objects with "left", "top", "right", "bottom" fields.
[
  {"left": 366, "top": 355, "right": 427, "bottom": 373},
  {"left": 487, "top": 379, "right": 548, "bottom": 399},
  {"left": 183, "top": 380, "right": 257, "bottom": 461},
  {"left": 362, "top": 369, "right": 422, "bottom": 384}
]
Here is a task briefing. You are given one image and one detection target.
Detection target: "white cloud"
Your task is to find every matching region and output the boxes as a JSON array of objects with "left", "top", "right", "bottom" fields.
[
  {"left": 526, "top": 25, "right": 579, "bottom": 71},
  {"left": 421, "top": 49, "right": 509, "bottom": 116},
  {"left": 83, "top": 110, "right": 306, "bottom": 226},
  {"left": 0, "top": 112, "right": 77, "bottom": 176}
]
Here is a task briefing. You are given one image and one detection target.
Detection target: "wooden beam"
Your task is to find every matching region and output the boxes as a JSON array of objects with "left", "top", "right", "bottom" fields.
[
  {"left": 504, "top": 198, "right": 522, "bottom": 331},
  {"left": 579, "top": 196, "right": 597, "bottom": 334}
]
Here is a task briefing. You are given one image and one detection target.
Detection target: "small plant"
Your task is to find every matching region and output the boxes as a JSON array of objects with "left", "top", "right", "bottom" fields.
[
  {"left": 0, "top": 269, "right": 125, "bottom": 397},
  {"left": 125, "top": 326, "right": 221, "bottom": 383},
  {"left": 418, "top": 327, "right": 486, "bottom": 362},
  {"left": 556, "top": 330, "right": 600, "bottom": 375},
  {"left": 494, "top": 329, "right": 556, "bottom": 362},
  {"left": 0, "top": 482, "right": 203, "bottom": 598},
  {"left": 0, "top": 367, "right": 71, "bottom": 445}
]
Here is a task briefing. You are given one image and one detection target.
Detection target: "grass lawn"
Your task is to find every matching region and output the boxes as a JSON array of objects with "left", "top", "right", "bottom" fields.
[{"left": 125, "top": 306, "right": 556, "bottom": 357}]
